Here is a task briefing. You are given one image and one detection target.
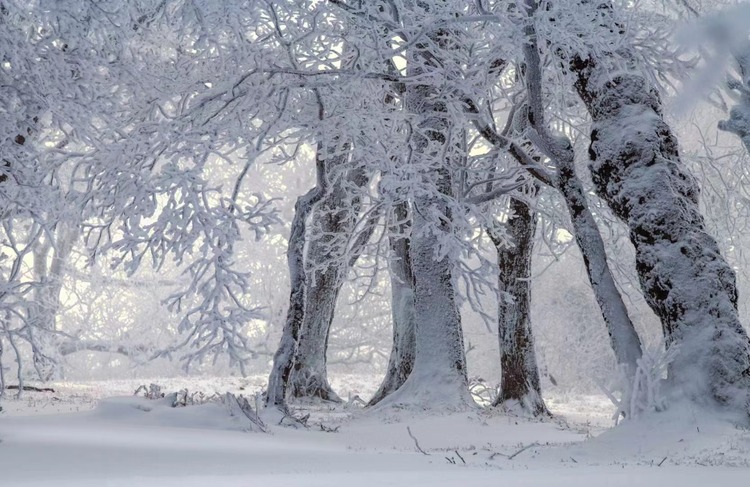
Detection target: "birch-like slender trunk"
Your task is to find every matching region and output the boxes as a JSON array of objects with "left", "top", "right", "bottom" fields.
[
  {"left": 473, "top": 57, "right": 643, "bottom": 376},
  {"left": 518, "top": 0, "right": 644, "bottom": 375},
  {"left": 555, "top": 155, "right": 643, "bottom": 372},
  {"left": 570, "top": 1, "right": 750, "bottom": 412}
]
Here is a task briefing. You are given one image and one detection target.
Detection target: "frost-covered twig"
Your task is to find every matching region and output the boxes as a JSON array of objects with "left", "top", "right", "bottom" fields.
[{"left": 599, "top": 341, "right": 676, "bottom": 422}]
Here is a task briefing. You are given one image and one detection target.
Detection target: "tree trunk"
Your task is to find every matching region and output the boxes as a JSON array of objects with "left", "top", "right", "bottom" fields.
[
  {"left": 376, "top": 6, "right": 471, "bottom": 408},
  {"left": 289, "top": 166, "right": 369, "bottom": 402},
  {"left": 264, "top": 185, "right": 322, "bottom": 410},
  {"left": 556, "top": 155, "right": 643, "bottom": 373},
  {"left": 27, "top": 223, "right": 79, "bottom": 381},
  {"left": 380, "top": 194, "right": 469, "bottom": 408},
  {"left": 570, "top": 5, "right": 750, "bottom": 411},
  {"left": 489, "top": 197, "right": 547, "bottom": 415},
  {"left": 265, "top": 136, "right": 333, "bottom": 410},
  {"left": 517, "top": 0, "right": 644, "bottom": 376},
  {"left": 288, "top": 238, "right": 344, "bottom": 402},
  {"left": 368, "top": 202, "right": 416, "bottom": 406}
]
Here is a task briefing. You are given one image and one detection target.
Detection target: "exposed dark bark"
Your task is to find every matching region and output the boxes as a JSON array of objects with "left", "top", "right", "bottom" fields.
[
  {"left": 264, "top": 186, "right": 323, "bottom": 410},
  {"left": 289, "top": 261, "right": 343, "bottom": 402},
  {"left": 466, "top": 86, "right": 643, "bottom": 376},
  {"left": 569, "top": 2, "right": 750, "bottom": 411},
  {"left": 368, "top": 202, "right": 416, "bottom": 406},
  {"left": 289, "top": 165, "right": 369, "bottom": 402},
  {"left": 265, "top": 136, "right": 330, "bottom": 409},
  {"left": 489, "top": 196, "right": 548, "bottom": 415},
  {"left": 5, "top": 385, "right": 55, "bottom": 393}
]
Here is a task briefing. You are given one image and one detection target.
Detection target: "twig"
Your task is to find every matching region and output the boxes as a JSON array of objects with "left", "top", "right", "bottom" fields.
[
  {"left": 508, "top": 442, "right": 540, "bottom": 460},
  {"left": 454, "top": 450, "right": 466, "bottom": 464},
  {"left": 407, "top": 426, "right": 430, "bottom": 456}
]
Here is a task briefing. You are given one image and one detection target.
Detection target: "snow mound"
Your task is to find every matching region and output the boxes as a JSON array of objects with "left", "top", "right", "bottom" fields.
[
  {"left": 536, "top": 403, "right": 750, "bottom": 467},
  {"left": 89, "top": 395, "right": 266, "bottom": 432}
]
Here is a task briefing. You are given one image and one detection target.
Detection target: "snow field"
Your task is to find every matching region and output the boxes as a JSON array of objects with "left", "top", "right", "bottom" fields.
[{"left": 1, "top": 376, "right": 749, "bottom": 486}]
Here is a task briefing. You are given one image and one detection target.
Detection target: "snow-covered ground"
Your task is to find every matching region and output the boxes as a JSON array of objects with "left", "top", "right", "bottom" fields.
[{"left": 1, "top": 376, "right": 749, "bottom": 486}]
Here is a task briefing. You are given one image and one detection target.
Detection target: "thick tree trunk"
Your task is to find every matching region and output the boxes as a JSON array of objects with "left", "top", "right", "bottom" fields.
[
  {"left": 265, "top": 129, "right": 336, "bottom": 410},
  {"left": 264, "top": 185, "right": 322, "bottom": 410},
  {"left": 289, "top": 265, "right": 343, "bottom": 402},
  {"left": 489, "top": 197, "right": 547, "bottom": 415},
  {"left": 380, "top": 194, "right": 469, "bottom": 408},
  {"left": 570, "top": 12, "right": 750, "bottom": 411},
  {"left": 289, "top": 166, "right": 369, "bottom": 402},
  {"left": 368, "top": 202, "right": 416, "bottom": 406},
  {"left": 288, "top": 240, "right": 344, "bottom": 402},
  {"left": 376, "top": 5, "right": 471, "bottom": 408}
]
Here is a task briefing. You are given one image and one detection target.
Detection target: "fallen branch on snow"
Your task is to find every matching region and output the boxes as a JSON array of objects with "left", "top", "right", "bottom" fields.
[
  {"left": 407, "top": 426, "right": 429, "bottom": 456},
  {"left": 6, "top": 385, "right": 55, "bottom": 393}
]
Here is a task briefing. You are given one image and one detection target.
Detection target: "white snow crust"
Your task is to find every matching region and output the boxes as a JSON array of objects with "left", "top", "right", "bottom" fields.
[{"left": 1, "top": 377, "right": 749, "bottom": 486}]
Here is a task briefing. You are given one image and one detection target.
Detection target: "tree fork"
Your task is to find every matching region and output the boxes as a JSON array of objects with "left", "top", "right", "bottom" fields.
[{"left": 519, "top": 0, "right": 644, "bottom": 375}]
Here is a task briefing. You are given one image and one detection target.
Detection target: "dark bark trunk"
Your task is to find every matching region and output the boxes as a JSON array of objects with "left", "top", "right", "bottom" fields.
[
  {"left": 265, "top": 128, "right": 334, "bottom": 410},
  {"left": 368, "top": 202, "right": 416, "bottom": 406},
  {"left": 489, "top": 197, "right": 548, "bottom": 415},
  {"left": 264, "top": 185, "right": 323, "bottom": 410},
  {"left": 569, "top": 4, "right": 750, "bottom": 411},
  {"left": 289, "top": 166, "right": 369, "bottom": 402},
  {"left": 290, "top": 227, "right": 346, "bottom": 402},
  {"left": 289, "top": 251, "right": 344, "bottom": 402}
]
